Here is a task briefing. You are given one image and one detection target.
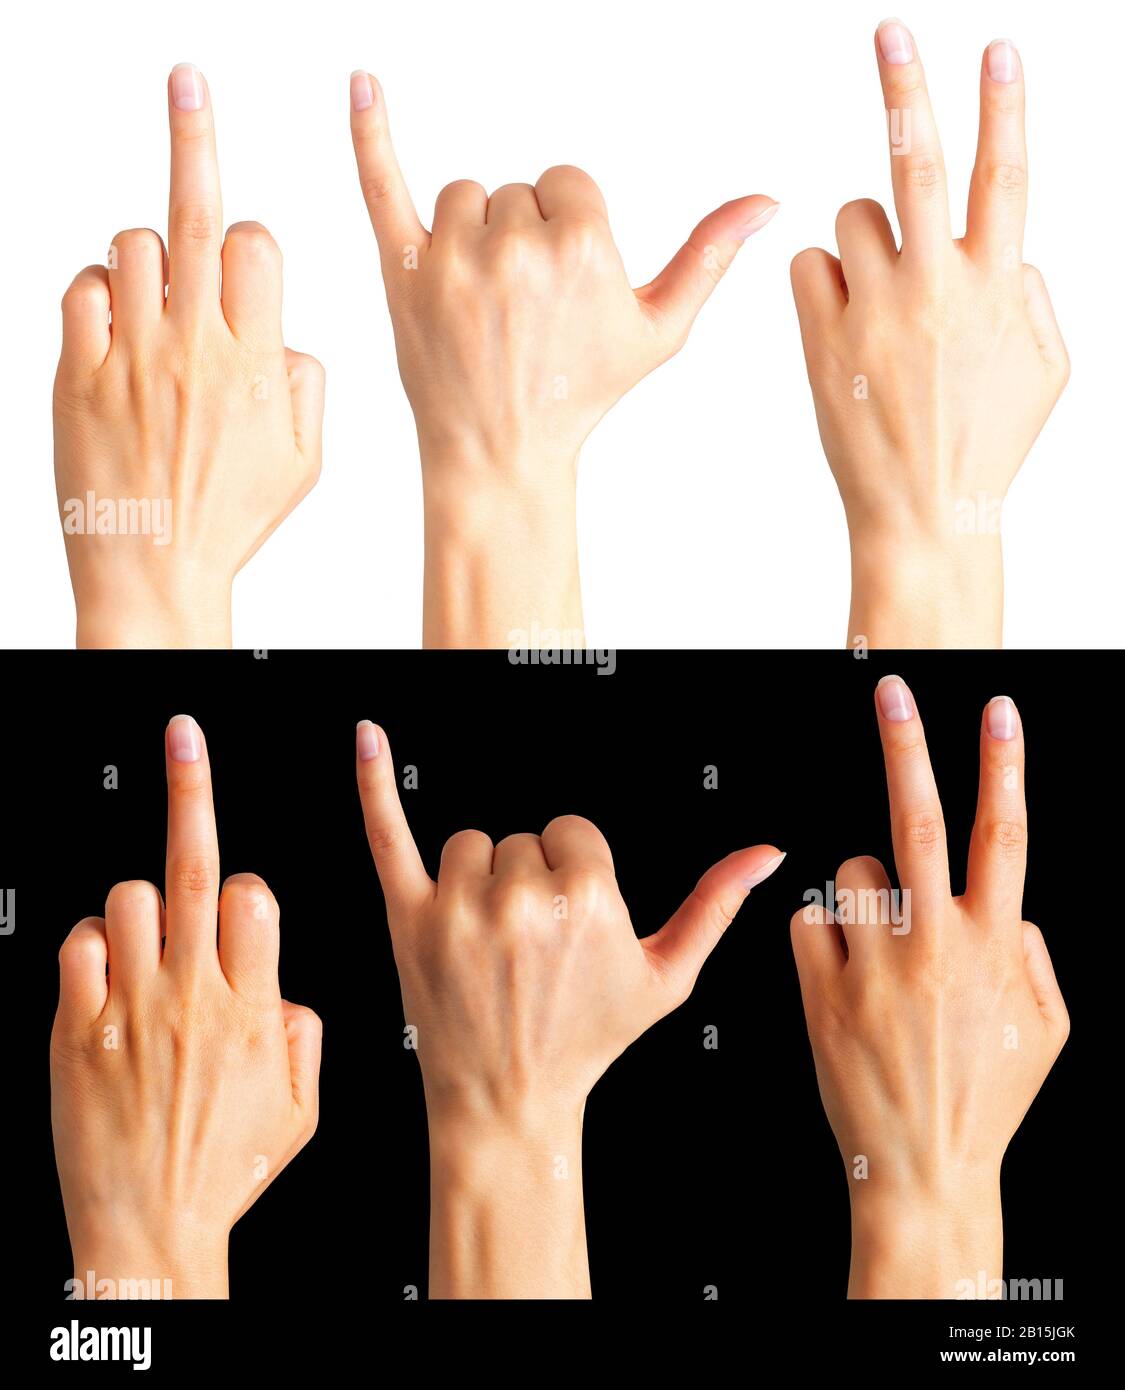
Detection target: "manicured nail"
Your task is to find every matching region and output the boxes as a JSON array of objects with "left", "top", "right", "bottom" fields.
[
  {"left": 876, "top": 675, "right": 915, "bottom": 722},
  {"left": 987, "top": 39, "right": 1019, "bottom": 84},
  {"left": 170, "top": 64, "right": 204, "bottom": 112},
  {"left": 986, "top": 696, "right": 1017, "bottom": 741},
  {"left": 168, "top": 714, "right": 202, "bottom": 763},
  {"left": 743, "top": 851, "right": 786, "bottom": 891},
  {"left": 357, "top": 720, "right": 380, "bottom": 761},
  {"left": 877, "top": 19, "right": 914, "bottom": 65},
  {"left": 350, "top": 71, "right": 374, "bottom": 112},
  {"left": 737, "top": 201, "right": 779, "bottom": 240}
]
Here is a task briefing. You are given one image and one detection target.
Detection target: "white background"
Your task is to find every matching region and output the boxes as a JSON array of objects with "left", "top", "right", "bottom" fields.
[{"left": 3, "top": 0, "right": 1121, "bottom": 647}]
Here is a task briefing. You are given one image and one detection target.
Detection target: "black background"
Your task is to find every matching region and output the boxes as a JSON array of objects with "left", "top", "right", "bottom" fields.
[{"left": 1, "top": 650, "right": 1110, "bottom": 1372}]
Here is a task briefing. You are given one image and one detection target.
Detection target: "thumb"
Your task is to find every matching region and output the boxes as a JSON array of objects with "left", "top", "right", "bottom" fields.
[
  {"left": 285, "top": 348, "right": 325, "bottom": 477},
  {"left": 282, "top": 999, "right": 323, "bottom": 1122},
  {"left": 635, "top": 195, "right": 778, "bottom": 350},
  {"left": 1022, "top": 264, "right": 1070, "bottom": 385},
  {"left": 642, "top": 845, "right": 785, "bottom": 1002}
]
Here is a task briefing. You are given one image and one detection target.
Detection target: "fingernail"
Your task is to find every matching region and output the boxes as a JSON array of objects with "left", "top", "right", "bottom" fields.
[
  {"left": 876, "top": 675, "right": 915, "bottom": 722},
  {"left": 986, "top": 696, "right": 1017, "bottom": 741},
  {"left": 168, "top": 714, "right": 202, "bottom": 763},
  {"left": 737, "top": 201, "right": 779, "bottom": 240},
  {"left": 877, "top": 19, "right": 914, "bottom": 65},
  {"left": 743, "top": 851, "right": 786, "bottom": 891},
  {"left": 987, "top": 39, "right": 1019, "bottom": 84},
  {"left": 357, "top": 720, "right": 380, "bottom": 761},
  {"left": 170, "top": 64, "right": 204, "bottom": 112},
  {"left": 350, "top": 70, "right": 374, "bottom": 112}
]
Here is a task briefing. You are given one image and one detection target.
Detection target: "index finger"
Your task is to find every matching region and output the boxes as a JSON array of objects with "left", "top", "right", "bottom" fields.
[
  {"left": 874, "top": 20, "right": 951, "bottom": 258},
  {"left": 349, "top": 72, "right": 430, "bottom": 272},
  {"left": 356, "top": 722, "right": 434, "bottom": 916},
  {"left": 164, "top": 715, "right": 220, "bottom": 967},
  {"left": 167, "top": 64, "right": 223, "bottom": 309},
  {"left": 874, "top": 676, "right": 951, "bottom": 915}
]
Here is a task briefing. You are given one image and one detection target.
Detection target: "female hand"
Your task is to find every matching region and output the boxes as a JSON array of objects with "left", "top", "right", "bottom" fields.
[
  {"left": 50, "top": 716, "right": 322, "bottom": 1297},
  {"left": 349, "top": 73, "right": 776, "bottom": 646},
  {"left": 356, "top": 719, "right": 783, "bottom": 1295},
  {"left": 791, "top": 24, "right": 1068, "bottom": 648},
  {"left": 790, "top": 677, "right": 1068, "bottom": 1297},
  {"left": 53, "top": 66, "right": 325, "bottom": 649}
]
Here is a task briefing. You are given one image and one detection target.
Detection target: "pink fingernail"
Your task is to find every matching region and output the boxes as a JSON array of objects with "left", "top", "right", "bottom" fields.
[
  {"left": 743, "top": 851, "right": 786, "bottom": 891},
  {"left": 876, "top": 675, "right": 915, "bottom": 722},
  {"left": 350, "top": 71, "right": 374, "bottom": 112},
  {"left": 357, "top": 720, "right": 380, "bottom": 761},
  {"left": 168, "top": 714, "right": 202, "bottom": 763},
  {"left": 987, "top": 39, "right": 1019, "bottom": 84},
  {"left": 877, "top": 19, "right": 914, "bottom": 65},
  {"left": 986, "top": 696, "right": 1017, "bottom": 741},
  {"left": 738, "top": 201, "right": 780, "bottom": 240},
  {"left": 170, "top": 64, "right": 204, "bottom": 112}
]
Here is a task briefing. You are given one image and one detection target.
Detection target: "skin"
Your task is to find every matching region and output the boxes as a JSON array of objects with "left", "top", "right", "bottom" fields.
[
  {"left": 349, "top": 72, "right": 777, "bottom": 648},
  {"left": 53, "top": 66, "right": 325, "bottom": 649},
  {"left": 50, "top": 716, "right": 322, "bottom": 1297},
  {"left": 791, "top": 24, "right": 1069, "bottom": 649},
  {"left": 354, "top": 719, "right": 784, "bottom": 1296},
  {"left": 790, "top": 678, "right": 1069, "bottom": 1298}
]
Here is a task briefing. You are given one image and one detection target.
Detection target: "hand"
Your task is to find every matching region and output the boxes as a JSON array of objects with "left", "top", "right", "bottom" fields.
[
  {"left": 790, "top": 677, "right": 1068, "bottom": 1298},
  {"left": 349, "top": 72, "right": 777, "bottom": 647},
  {"left": 53, "top": 65, "right": 325, "bottom": 649},
  {"left": 355, "top": 719, "right": 783, "bottom": 1296},
  {"left": 50, "top": 715, "right": 322, "bottom": 1298},
  {"left": 790, "top": 23, "right": 1069, "bottom": 648}
]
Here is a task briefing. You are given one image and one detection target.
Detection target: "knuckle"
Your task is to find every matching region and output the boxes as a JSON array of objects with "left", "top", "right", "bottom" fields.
[
  {"left": 883, "top": 70, "right": 927, "bottom": 102},
  {"left": 360, "top": 173, "right": 396, "bottom": 205},
  {"left": 981, "top": 160, "right": 1026, "bottom": 196},
  {"left": 897, "top": 810, "right": 945, "bottom": 856},
  {"left": 225, "top": 222, "right": 280, "bottom": 259},
  {"left": 540, "top": 162, "right": 590, "bottom": 183},
  {"left": 111, "top": 228, "right": 162, "bottom": 258},
  {"left": 59, "top": 919, "right": 103, "bottom": 961},
  {"left": 62, "top": 269, "right": 106, "bottom": 309},
  {"left": 221, "top": 874, "right": 277, "bottom": 912},
  {"left": 901, "top": 154, "right": 944, "bottom": 194},
  {"left": 494, "top": 875, "right": 542, "bottom": 919},
  {"left": 835, "top": 198, "right": 879, "bottom": 231},
  {"left": 169, "top": 854, "right": 219, "bottom": 898},
  {"left": 105, "top": 879, "right": 161, "bottom": 914},
  {"left": 443, "top": 828, "right": 486, "bottom": 856},
  {"left": 367, "top": 823, "right": 402, "bottom": 856},
  {"left": 440, "top": 178, "right": 484, "bottom": 201},
  {"left": 692, "top": 885, "right": 736, "bottom": 935},
  {"left": 171, "top": 202, "right": 220, "bottom": 244},
  {"left": 982, "top": 818, "right": 1027, "bottom": 856},
  {"left": 560, "top": 866, "right": 606, "bottom": 911},
  {"left": 544, "top": 813, "right": 597, "bottom": 838}
]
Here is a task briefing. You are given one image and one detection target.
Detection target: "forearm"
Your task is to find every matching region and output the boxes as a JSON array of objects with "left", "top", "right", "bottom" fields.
[
  {"left": 427, "top": 1108, "right": 591, "bottom": 1299},
  {"left": 848, "top": 1174, "right": 1003, "bottom": 1299},
  {"left": 421, "top": 460, "right": 583, "bottom": 650},
  {"left": 847, "top": 532, "right": 1003, "bottom": 649}
]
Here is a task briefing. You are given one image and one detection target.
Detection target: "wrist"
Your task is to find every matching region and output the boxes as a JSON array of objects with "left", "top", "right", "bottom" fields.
[
  {"left": 426, "top": 1102, "right": 590, "bottom": 1299},
  {"left": 847, "top": 528, "right": 1003, "bottom": 649},
  {"left": 74, "top": 578, "right": 233, "bottom": 649},
  {"left": 68, "top": 1223, "right": 230, "bottom": 1299},
  {"left": 847, "top": 1166, "right": 1003, "bottom": 1299},
  {"left": 420, "top": 465, "right": 583, "bottom": 649}
]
